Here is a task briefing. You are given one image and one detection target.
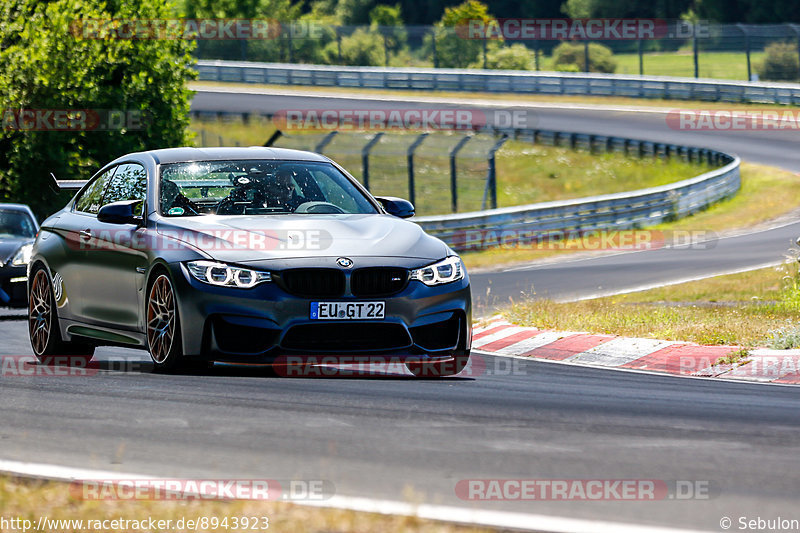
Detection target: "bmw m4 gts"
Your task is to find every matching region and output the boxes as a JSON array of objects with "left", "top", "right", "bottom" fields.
[{"left": 28, "top": 147, "right": 471, "bottom": 375}]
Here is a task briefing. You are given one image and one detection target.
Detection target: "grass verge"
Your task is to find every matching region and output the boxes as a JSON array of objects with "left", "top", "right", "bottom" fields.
[
  {"left": 0, "top": 475, "right": 492, "bottom": 533},
  {"left": 461, "top": 162, "right": 800, "bottom": 270},
  {"left": 504, "top": 262, "right": 800, "bottom": 347}
]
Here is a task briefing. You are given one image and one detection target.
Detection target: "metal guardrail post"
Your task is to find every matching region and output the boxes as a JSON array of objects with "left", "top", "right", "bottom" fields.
[
  {"left": 315, "top": 131, "right": 338, "bottom": 153},
  {"left": 407, "top": 133, "right": 429, "bottom": 206},
  {"left": 361, "top": 132, "right": 384, "bottom": 191},
  {"left": 449, "top": 135, "right": 471, "bottom": 213}
]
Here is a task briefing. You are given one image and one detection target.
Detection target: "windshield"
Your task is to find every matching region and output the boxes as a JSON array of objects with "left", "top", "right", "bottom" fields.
[
  {"left": 0, "top": 209, "right": 36, "bottom": 239},
  {"left": 159, "top": 160, "right": 378, "bottom": 217}
]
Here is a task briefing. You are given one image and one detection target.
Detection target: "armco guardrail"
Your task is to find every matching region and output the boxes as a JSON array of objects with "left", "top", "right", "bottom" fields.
[
  {"left": 195, "top": 60, "right": 800, "bottom": 104},
  {"left": 415, "top": 147, "right": 740, "bottom": 252}
]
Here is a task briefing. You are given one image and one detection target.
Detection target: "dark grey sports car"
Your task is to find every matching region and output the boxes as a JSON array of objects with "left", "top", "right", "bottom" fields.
[{"left": 29, "top": 147, "right": 471, "bottom": 375}]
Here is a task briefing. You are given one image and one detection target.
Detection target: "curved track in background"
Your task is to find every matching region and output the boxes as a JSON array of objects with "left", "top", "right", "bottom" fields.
[
  {"left": 193, "top": 87, "right": 800, "bottom": 311},
  {"left": 0, "top": 87, "right": 798, "bottom": 532}
]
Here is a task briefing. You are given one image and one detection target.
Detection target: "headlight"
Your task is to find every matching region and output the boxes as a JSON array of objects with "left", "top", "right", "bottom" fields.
[
  {"left": 185, "top": 260, "right": 271, "bottom": 288},
  {"left": 410, "top": 256, "right": 465, "bottom": 286},
  {"left": 10, "top": 244, "right": 33, "bottom": 267}
]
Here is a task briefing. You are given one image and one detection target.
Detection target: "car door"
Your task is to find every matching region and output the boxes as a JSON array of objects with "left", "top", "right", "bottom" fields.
[
  {"left": 78, "top": 162, "right": 149, "bottom": 330},
  {"left": 52, "top": 165, "right": 118, "bottom": 323}
]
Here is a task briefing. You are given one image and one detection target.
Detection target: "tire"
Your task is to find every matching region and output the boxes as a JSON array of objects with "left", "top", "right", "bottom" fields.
[
  {"left": 28, "top": 266, "right": 95, "bottom": 364},
  {"left": 405, "top": 353, "right": 470, "bottom": 378},
  {"left": 145, "top": 271, "right": 185, "bottom": 372}
]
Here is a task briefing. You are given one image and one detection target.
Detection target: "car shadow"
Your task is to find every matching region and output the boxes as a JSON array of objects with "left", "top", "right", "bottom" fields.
[{"left": 26, "top": 357, "right": 474, "bottom": 381}]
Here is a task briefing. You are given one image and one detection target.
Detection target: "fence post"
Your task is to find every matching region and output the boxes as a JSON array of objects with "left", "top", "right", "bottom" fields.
[
  {"left": 791, "top": 25, "right": 800, "bottom": 80},
  {"left": 638, "top": 38, "right": 643, "bottom": 75},
  {"left": 483, "top": 38, "right": 488, "bottom": 69},
  {"left": 449, "top": 135, "right": 471, "bottom": 213},
  {"left": 263, "top": 130, "right": 282, "bottom": 147},
  {"left": 737, "top": 24, "right": 751, "bottom": 81},
  {"left": 484, "top": 135, "right": 508, "bottom": 210},
  {"left": 693, "top": 23, "right": 699, "bottom": 78},
  {"left": 382, "top": 27, "right": 389, "bottom": 67},
  {"left": 407, "top": 133, "right": 428, "bottom": 206},
  {"left": 336, "top": 26, "right": 342, "bottom": 64},
  {"left": 534, "top": 40, "right": 540, "bottom": 71},
  {"left": 361, "top": 132, "right": 384, "bottom": 191},
  {"left": 431, "top": 27, "right": 438, "bottom": 68},
  {"left": 287, "top": 23, "right": 294, "bottom": 64},
  {"left": 584, "top": 41, "right": 590, "bottom": 72},
  {"left": 315, "top": 131, "right": 338, "bottom": 153}
]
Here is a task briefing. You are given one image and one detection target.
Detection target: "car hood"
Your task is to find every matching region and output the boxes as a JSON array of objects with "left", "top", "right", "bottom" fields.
[
  {"left": 0, "top": 238, "right": 31, "bottom": 265},
  {"left": 156, "top": 214, "right": 449, "bottom": 264}
]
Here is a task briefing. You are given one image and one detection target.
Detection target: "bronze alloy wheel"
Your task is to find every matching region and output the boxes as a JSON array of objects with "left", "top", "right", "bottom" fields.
[
  {"left": 147, "top": 274, "right": 176, "bottom": 364},
  {"left": 28, "top": 269, "right": 52, "bottom": 356}
]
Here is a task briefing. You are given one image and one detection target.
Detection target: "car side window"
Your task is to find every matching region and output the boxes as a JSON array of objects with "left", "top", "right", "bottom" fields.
[
  {"left": 102, "top": 163, "right": 147, "bottom": 217},
  {"left": 75, "top": 166, "right": 117, "bottom": 214}
]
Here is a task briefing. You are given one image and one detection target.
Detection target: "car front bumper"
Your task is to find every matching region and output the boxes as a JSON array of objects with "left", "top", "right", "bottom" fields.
[{"left": 166, "top": 262, "right": 472, "bottom": 363}]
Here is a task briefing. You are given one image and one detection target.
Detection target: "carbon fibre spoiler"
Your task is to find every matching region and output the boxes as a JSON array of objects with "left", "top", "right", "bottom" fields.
[{"left": 50, "top": 172, "right": 87, "bottom": 191}]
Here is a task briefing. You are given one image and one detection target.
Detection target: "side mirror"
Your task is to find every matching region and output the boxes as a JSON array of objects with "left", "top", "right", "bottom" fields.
[
  {"left": 376, "top": 196, "right": 415, "bottom": 219},
  {"left": 97, "top": 200, "right": 143, "bottom": 225}
]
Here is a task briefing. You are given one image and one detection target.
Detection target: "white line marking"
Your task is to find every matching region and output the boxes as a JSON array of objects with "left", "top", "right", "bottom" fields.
[
  {"left": 0, "top": 459, "right": 708, "bottom": 533},
  {"left": 565, "top": 337, "right": 676, "bottom": 367}
]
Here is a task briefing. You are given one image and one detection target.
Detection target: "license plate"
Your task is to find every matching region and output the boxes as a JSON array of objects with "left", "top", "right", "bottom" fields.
[{"left": 310, "top": 301, "right": 385, "bottom": 320}]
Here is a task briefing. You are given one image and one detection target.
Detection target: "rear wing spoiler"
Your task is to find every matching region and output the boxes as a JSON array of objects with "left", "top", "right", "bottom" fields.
[{"left": 50, "top": 172, "right": 87, "bottom": 191}]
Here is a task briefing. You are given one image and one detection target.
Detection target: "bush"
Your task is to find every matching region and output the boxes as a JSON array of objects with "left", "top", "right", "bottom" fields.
[
  {"left": 323, "top": 28, "right": 385, "bottom": 66},
  {"left": 552, "top": 42, "right": 617, "bottom": 73},
  {"left": 756, "top": 42, "right": 799, "bottom": 81},
  {"left": 476, "top": 43, "right": 535, "bottom": 70}
]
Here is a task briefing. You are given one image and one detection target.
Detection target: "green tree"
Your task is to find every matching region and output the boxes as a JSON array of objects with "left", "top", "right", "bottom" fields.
[
  {"left": 431, "top": 0, "right": 496, "bottom": 68},
  {"left": 0, "top": 0, "right": 196, "bottom": 218},
  {"left": 370, "top": 4, "right": 406, "bottom": 56}
]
